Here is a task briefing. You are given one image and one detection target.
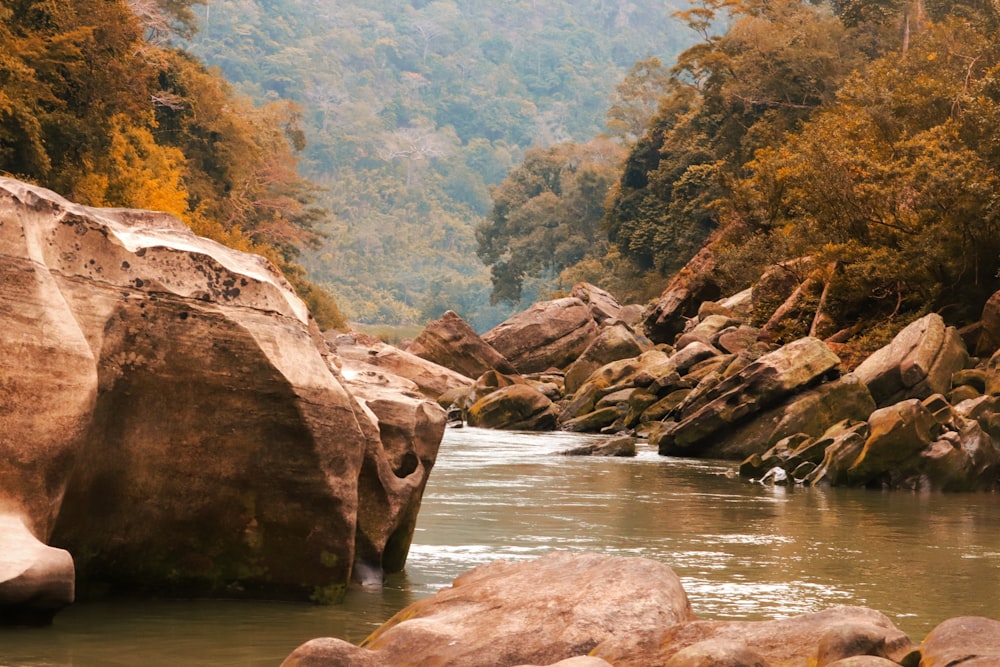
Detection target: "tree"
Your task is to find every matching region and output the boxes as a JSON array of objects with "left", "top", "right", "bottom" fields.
[{"left": 476, "top": 138, "right": 625, "bottom": 304}]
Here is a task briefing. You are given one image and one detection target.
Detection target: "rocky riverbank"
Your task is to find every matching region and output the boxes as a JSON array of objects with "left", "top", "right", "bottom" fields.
[
  {"left": 395, "top": 277, "right": 1000, "bottom": 493},
  {"left": 282, "top": 551, "right": 1000, "bottom": 667}
]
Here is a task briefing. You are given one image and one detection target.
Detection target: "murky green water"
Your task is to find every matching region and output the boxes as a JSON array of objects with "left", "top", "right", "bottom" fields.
[{"left": 3, "top": 427, "right": 999, "bottom": 666}]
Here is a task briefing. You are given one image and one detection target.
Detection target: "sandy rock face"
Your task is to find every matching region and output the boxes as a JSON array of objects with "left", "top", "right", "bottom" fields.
[{"left": 0, "top": 177, "right": 443, "bottom": 603}]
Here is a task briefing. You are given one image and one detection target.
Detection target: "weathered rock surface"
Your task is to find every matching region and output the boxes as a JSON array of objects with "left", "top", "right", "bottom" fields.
[
  {"left": 854, "top": 314, "right": 969, "bottom": 408},
  {"left": 466, "top": 384, "right": 560, "bottom": 431},
  {"left": 282, "top": 551, "right": 696, "bottom": 667},
  {"left": 570, "top": 282, "right": 624, "bottom": 325},
  {"left": 919, "top": 616, "right": 1000, "bottom": 667},
  {"left": 0, "top": 177, "right": 444, "bottom": 605},
  {"left": 594, "top": 605, "right": 916, "bottom": 667},
  {"left": 658, "top": 338, "right": 842, "bottom": 458},
  {"left": 406, "top": 310, "right": 516, "bottom": 379},
  {"left": 563, "top": 323, "right": 650, "bottom": 395},
  {"left": 333, "top": 334, "right": 473, "bottom": 399},
  {"left": 0, "top": 514, "right": 75, "bottom": 625},
  {"left": 483, "top": 297, "right": 600, "bottom": 374},
  {"left": 643, "top": 246, "right": 721, "bottom": 345}
]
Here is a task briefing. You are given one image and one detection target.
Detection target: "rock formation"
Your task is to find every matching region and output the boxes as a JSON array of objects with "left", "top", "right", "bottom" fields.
[
  {"left": 482, "top": 297, "right": 600, "bottom": 374},
  {"left": 0, "top": 177, "right": 445, "bottom": 618},
  {"left": 406, "top": 310, "right": 517, "bottom": 379},
  {"left": 281, "top": 551, "right": 1000, "bottom": 667}
]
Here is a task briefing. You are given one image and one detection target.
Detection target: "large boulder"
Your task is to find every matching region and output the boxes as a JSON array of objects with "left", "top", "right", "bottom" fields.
[
  {"left": 333, "top": 334, "right": 473, "bottom": 400},
  {"left": 0, "top": 177, "right": 444, "bottom": 604},
  {"left": 668, "top": 375, "right": 876, "bottom": 461},
  {"left": 643, "top": 246, "right": 721, "bottom": 345},
  {"left": 570, "top": 282, "right": 625, "bottom": 325},
  {"left": 594, "top": 606, "right": 916, "bottom": 667},
  {"left": 563, "top": 323, "right": 650, "bottom": 395},
  {"left": 919, "top": 616, "right": 1000, "bottom": 666},
  {"left": 658, "top": 338, "right": 842, "bottom": 458},
  {"left": 406, "top": 310, "right": 517, "bottom": 379},
  {"left": 282, "top": 551, "right": 696, "bottom": 667},
  {"left": 466, "top": 384, "right": 560, "bottom": 431},
  {"left": 853, "top": 314, "right": 969, "bottom": 408},
  {"left": 0, "top": 514, "right": 75, "bottom": 625},
  {"left": 483, "top": 297, "right": 600, "bottom": 374}
]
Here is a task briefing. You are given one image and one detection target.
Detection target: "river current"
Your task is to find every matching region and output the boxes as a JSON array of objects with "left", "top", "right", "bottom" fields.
[{"left": 3, "top": 427, "right": 999, "bottom": 666}]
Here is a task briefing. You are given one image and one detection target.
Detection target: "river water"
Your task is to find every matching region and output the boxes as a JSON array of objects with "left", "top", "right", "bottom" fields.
[{"left": 3, "top": 427, "right": 1000, "bottom": 666}]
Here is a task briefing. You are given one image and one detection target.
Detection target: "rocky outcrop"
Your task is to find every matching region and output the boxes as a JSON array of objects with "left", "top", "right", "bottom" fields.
[
  {"left": 657, "top": 337, "right": 842, "bottom": 458},
  {"left": 0, "top": 177, "right": 444, "bottom": 608},
  {"left": 282, "top": 551, "right": 696, "bottom": 667},
  {"left": 283, "top": 551, "right": 966, "bottom": 667},
  {"left": 406, "top": 310, "right": 516, "bottom": 379},
  {"left": 483, "top": 297, "right": 600, "bottom": 374},
  {"left": 643, "top": 246, "right": 721, "bottom": 345},
  {"left": 332, "top": 333, "right": 473, "bottom": 400},
  {"left": 0, "top": 515, "right": 75, "bottom": 625},
  {"left": 853, "top": 314, "right": 969, "bottom": 408}
]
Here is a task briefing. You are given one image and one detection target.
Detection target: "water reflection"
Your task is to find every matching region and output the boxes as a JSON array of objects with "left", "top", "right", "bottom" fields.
[{"left": 2, "top": 427, "right": 999, "bottom": 665}]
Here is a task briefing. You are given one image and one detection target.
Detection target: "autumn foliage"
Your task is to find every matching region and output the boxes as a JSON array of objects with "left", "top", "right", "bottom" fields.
[{"left": 0, "top": 0, "right": 344, "bottom": 329}]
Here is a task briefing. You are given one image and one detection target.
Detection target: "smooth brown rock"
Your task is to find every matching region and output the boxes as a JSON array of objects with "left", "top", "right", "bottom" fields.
[
  {"left": 594, "top": 606, "right": 914, "bottom": 667},
  {"left": 662, "top": 640, "right": 767, "bottom": 667},
  {"left": 0, "top": 177, "right": 443, "bottom": 602},
  {"left": 848, "top": 400, "right": 937, "bottom": 487},
  {"left": 466, "top": 384, "right": 560, "bottom": 431},
  {"left": 919, "top": 616, "right": 1000, "bottom": 667},
  {"left": 407, "top": 310, "right": 517, "bottom": 379},
  {"left": 483, "top": 297, "right": 600, "bottom": 374},
  {"left": 355, "top": 551, "right": 695, "bottom": 667},
  {"left": 0, "top": 514, "right": 75, "bottom": 625}
]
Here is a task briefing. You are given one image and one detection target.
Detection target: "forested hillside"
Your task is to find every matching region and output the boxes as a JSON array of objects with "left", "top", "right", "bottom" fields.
[
  {"left": 0, "top": 0, "right": 345, "bottom": 328},
  {"left": 185, "top": 0, "right": 695, "bottom": 329},
  {"left": 479, "top": 0, "right": 1000, "bottom": 356}
]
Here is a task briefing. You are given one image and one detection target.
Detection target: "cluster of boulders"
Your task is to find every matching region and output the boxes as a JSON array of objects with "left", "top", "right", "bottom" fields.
[
  {"left": 282, "top": 550, "right": 1000, "bottom": 667},
  {"left": 393, "top": 268, "right": 1000, "bottom": 492},
  {"left": 0, "top": 178, "right": 446, "bottom": 623}
]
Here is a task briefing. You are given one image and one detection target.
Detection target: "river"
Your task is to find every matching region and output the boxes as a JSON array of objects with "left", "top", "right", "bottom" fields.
[{"left": 3, "top": 427, "right": 999, "bottom": 666}]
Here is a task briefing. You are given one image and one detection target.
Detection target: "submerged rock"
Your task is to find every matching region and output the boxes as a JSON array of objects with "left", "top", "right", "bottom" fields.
[{"left": 0, "top": 177, "right": 444, "bottom": 606}]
